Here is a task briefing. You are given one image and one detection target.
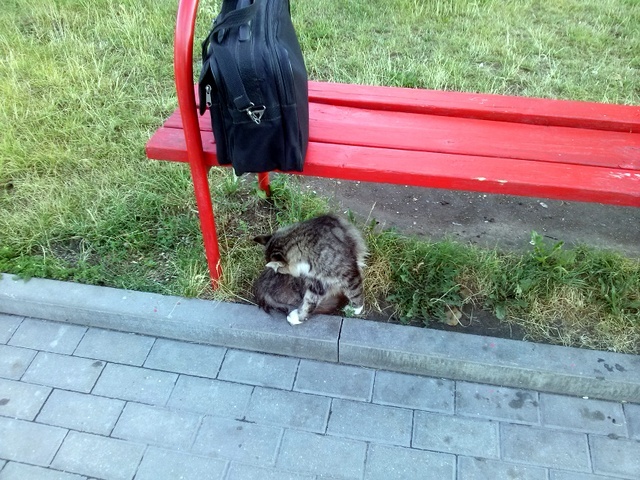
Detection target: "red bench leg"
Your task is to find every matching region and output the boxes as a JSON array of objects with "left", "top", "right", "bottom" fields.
[
  {"left": 174, "top": 0, "right": 223, "bottom": 288},
  {"left": 188, "top": 162, "right": 222, "bottom": 287},
  {"left": 258, "top": 172, "right": 271, "bottom": 196}
]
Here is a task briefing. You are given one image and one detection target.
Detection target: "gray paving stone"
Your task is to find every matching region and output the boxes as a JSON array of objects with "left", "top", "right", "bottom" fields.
[
  {"left": 22, "top": 352, "right": 103, "bottom": 393},
  {"left": 51, "top": 431, "right": 145, "bottom": 480},
  {"left": 218, "top": 349, "right": 299, "bottom": 390},
  {"left": 458, "top": 457, "right": 548, "bottom": 480},
  {"left": 144, "top": 338, "right": 225, "bottom": 378},
  {"left": 135, "top": 447, "right": 227, "bottom": 480},
  {"left": 226, "top": 463, "right": 314, "bottom": 480},
  {"left": 245, "top": 387, "right": 331, "bottom": 433},
  {"left": 9, "top": 318, "right": 86, "bottom": 354},
  {"left": 624, "top": 402, "right": 640, "bottom": 440},
  {"left": 192, "top": 416, "right": 282, "bottom": 464},
  {"left": 36, "top": 389, "right": 124, "bottom": 435},
  {"left": 0, "top": 416, "right": 67, "bottom": 466},
  {"left": 373, "top": 371, "right": 454, "bottom": 413},
  {"left": 0, "top": 344, "right": 36, "bottom": 380},
  {"left": 501, "top": 424, "right": 590, "bottom": 471},
  {"left": 74, "top": 328, "right": 154, "bottom": 366},
  {"left": 550, "top": 471, "right": 622, "bottom": 480},
  {"left": 0, "top": 462, "right": 86, "bottom": 480},
  {"left": 294, "top": 360, "right": 374, "bottom": 401},
  {"left": 540, "top": 393, "right": 628, "bottom": 437},
  {"left": 365, "top": 444, "right": 455, "bottom": 480},
  {"left": 540, "top": 393, "right": 627, "bottom": 436},
  {"left": 167, "top": 375, "right": 253, "bottom": 418},
  {"left": 276, "top": 430, "right": 367, "bottom": 479},
  {"left": 326, "top": 399, "right": 412, "bottom": 446},
  {"left": 111, "top": 402, "right": 202, "bottom": 450},
  {"left": 0, "top": 314, "right": 22, "bottom": 344},
  {"left": 413, "top": 411, "right": 499, "bottom": 458},
  {"left": 92, "top": 363, "right": 177, "bottom": 405},
  {"left": 590, "top": 435, "right": 640, "bottom": 479},
  {"left": 456, "top": 382, "right": 540, "bottom": 424},
  {"left": 0, "top": 377, "right": 51, "bottom": 420}
]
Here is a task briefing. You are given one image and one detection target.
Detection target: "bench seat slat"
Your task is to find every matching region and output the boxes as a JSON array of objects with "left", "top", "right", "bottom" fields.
[
  {"left": 310, "top": 105, "right": 639, "bottom": 170},
  {"left": 146, "top": 123, "right": 640, "bottom": 207},
  {"left": 161, "top": 104, "right": 640, "bottom": 171},
  {"left": 308, "top": 81, "right": 640, "bottom": 133}
]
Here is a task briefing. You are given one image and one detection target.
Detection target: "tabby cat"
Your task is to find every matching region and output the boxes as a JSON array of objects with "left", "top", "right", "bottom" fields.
[
  {"left": 253, "top": 268, "right": 348, "bottom": 316},
  {"left": 253, "top": 214, "right": 367, "bottom": 325}
]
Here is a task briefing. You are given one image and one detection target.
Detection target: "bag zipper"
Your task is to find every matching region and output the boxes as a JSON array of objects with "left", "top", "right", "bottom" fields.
[{"left": 266, "top": 0, "right": 291, "bottom": 104}]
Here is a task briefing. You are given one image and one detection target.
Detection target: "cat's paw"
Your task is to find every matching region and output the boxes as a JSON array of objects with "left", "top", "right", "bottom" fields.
[
  {"left": 353, "top": 305, "right": 364, "bottom": 315},
  {"left": 287, "top": 309, "right": 303, "bottom": 326}
]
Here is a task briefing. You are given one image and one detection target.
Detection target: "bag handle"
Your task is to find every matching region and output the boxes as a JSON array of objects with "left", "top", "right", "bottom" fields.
[
  {"left": 214, "top": 0, "right": 258, "bottom": 32},
  {"left": 201, "top": 0, "right": 258, "bottom": 59}
]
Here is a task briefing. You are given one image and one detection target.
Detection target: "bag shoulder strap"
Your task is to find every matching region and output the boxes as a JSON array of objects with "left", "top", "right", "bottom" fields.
[{"left": 202, "top": 1, "right": 265, "bottom": 123}]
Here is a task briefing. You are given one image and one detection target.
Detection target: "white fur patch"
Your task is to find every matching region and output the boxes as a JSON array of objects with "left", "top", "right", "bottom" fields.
[
  {"left": 289, "top": 261, "right": 311, "bottom": 277},
  {"left": 353, "top": 305, "right": 364, "bottom": 315},
  {"left": 266, "top": 261, "right": 282, "bottom": 272},
  {"left": 287, "top": 309, "right": 303, "bottom": 326}
]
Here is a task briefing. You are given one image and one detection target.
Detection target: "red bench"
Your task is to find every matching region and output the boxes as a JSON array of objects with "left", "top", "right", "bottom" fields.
[{"left": 146, "top": 0, "right": 640, "bottom": 286}]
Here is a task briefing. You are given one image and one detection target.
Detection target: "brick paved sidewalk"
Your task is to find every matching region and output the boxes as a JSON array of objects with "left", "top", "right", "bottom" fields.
[{"left": 1, "top": 314, "right": 639, "bottom": 480}]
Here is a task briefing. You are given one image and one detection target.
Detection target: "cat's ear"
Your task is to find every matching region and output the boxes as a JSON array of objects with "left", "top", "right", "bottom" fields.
[
  {"left": 253, "top": 234, "right": 272, "bottom": 245},
  {"left": 272, "top": 252, "right": 285, "bottom": 263},
  {"left": 266, "top": 252, "right": 286, "bottom": 273}
]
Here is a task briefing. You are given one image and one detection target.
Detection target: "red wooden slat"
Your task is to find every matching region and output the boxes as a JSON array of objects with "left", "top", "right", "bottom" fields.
[
  {"left": 161, "top": 104, "right": 640, "bottom": 170},
  {"left": 146, "top": 125, "right": 640, "bottom": 207},
  {"left": 309, "top": 105, "right": 639, "bottom": 170},
  {"left": 146, "top": 126, "right": 192, "bottom": 164},
  {"left": 307, "top": 81, "right": 640, "bottom": 133}
]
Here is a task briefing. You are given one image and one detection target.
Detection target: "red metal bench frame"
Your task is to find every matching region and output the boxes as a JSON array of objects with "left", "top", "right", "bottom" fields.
[{"left": 146, "top": 0, "right": 640, "bottom": 287}]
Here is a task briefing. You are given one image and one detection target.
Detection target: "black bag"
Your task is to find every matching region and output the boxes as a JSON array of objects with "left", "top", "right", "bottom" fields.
[{"left": 198, "top": 0, "right": 309, "bottom": 175}]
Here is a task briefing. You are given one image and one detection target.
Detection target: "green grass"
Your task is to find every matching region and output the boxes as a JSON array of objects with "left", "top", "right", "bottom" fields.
[
  {"left": 363, "top": 230, "right": 640, "bottom": 352},
  {"left": 296, "top": 0, "right": 639, "bottom": 102},
  {"left": 1, "top": 0, "right": 639, "bottom": 352}
]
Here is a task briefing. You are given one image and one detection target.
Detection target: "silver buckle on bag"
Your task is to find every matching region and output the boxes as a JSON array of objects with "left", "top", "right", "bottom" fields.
[
  {"left": 242, "top": 103, "right": 266, "bottom": 124},
  {"left": 205, "top": 85, "right": 213, "bottom": 108}
]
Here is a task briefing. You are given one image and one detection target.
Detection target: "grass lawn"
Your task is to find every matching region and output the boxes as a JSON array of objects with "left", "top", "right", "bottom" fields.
[{"left": 1, "top": 0, "right": 639, "bottom": 352}]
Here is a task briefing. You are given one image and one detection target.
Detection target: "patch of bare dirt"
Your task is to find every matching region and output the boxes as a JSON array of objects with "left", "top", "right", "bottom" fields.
[{"left": 301, "top": 178, "right": 640, "bottom": 257}]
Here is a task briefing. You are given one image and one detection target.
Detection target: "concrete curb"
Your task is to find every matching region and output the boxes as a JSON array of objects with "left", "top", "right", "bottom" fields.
[
  {"left": 2, "top": 274, "right": 639, "bottom": 402},
  {"left": 0, "top": 274, "right": 339, "bottom": 362}
]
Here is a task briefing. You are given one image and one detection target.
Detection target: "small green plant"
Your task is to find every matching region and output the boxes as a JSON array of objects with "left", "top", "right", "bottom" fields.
[
  {"left": 385, "top": 239, "right": 469, "bottom": 324},
  {"left": 530, "top": 231, "right": 571, "bottom": 267}
]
